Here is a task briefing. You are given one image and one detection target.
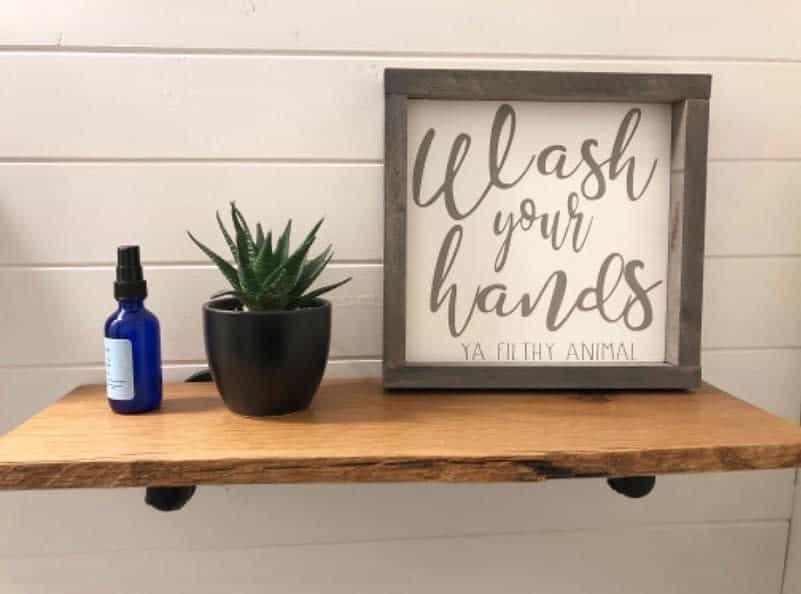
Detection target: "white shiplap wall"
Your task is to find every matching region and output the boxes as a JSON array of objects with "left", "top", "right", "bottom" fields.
[{"left": 1, "top": 2, "right": 800, "bottom": 592}]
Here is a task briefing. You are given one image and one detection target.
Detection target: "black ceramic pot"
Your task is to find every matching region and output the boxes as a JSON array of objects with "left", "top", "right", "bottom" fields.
[{"left": 203, "top": 298, "right": 331, "bottom": 416}]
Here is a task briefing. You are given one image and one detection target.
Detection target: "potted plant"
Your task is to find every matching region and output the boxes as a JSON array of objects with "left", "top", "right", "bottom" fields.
[{"left": 187, "top": 203, "right": 350, "bottom": 416}]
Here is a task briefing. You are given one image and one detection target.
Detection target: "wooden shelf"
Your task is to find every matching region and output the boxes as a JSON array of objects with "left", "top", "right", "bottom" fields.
[{"left": 1, "top": 379, "right": 800, "bottom": 490}]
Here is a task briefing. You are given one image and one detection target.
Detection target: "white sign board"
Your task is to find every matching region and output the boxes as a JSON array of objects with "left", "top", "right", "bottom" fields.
[{"left": 404, "top": 99, "right": 672, "bottom": 365}]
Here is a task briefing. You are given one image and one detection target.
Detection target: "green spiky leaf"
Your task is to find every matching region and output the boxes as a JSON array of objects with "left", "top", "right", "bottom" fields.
[
  {"left": 231, "top": 209, "right": 258, "bottom": 295},
  {"left": 294, "top": 277, "right": 352, "bottom": 307},
  {"left": 257, "top": 257, "right": 291, "bottom": 295},
  {"left": 186, "top": 231, "right": 241, "bottom": 291},
  {"left": 274, "top": 219, "right": 292, "bottom": 264},
  {"left": 253, "top": 229, "right": 274, "bottom": 280},
  {"left": 231, "top": 202, "right": 257, "bottom": 260},
  {"left": 210, "top": 288, "right": 241, "bottom": 300},
  {"left": 188, "top": 207, "right": 348, "bottom": 311},
  {"left": 292, "top": 245, "right": 333, "bottom": 298},
  {"left": 269, "top": 219, "right": 323, "bottom": 301},
  {"left": 215, "top": 210, "right": 237, "bottom": 261}
]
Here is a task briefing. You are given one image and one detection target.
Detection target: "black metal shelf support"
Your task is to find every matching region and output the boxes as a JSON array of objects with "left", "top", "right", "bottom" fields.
[{"left": 607, "top": 476, "right": 656, "bottom": 498}]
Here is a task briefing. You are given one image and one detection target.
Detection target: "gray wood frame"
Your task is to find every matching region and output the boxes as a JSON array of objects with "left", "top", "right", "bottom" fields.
[{"left": 384, "top": 69, "right": 711, "bottom": 390}]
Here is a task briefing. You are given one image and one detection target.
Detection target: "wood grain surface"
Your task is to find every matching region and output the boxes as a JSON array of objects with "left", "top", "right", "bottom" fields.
[{"left": 0, "top": 379, "right": 800, "bottom": 490}]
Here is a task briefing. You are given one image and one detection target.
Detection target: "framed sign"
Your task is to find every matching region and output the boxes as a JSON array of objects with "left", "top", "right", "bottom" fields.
[{"left": 383, "top": 69, "right": 711, "bottom": 390}]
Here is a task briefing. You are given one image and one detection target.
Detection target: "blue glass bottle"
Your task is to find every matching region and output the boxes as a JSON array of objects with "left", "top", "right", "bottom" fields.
[{"left": 104, "top": 246, "right": 163, "bottom": 414}]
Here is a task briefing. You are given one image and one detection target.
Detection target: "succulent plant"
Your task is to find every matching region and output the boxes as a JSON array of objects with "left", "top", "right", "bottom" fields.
[{"left": 187, "top": 202, "right": 350, "bottom": 311}]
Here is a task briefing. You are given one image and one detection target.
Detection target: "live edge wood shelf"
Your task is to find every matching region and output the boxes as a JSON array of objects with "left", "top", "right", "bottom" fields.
[{"left": 1, "top": 379, "right": 801, "bottom": 492}]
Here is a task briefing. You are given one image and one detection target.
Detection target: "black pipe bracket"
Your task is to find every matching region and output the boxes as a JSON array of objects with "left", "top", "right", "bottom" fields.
[
  {"left": 145, "top": 486, "right": 197, "bottom": 512},
  {"left": 607, "top": 476, "right": 656, "bottom": 498}
]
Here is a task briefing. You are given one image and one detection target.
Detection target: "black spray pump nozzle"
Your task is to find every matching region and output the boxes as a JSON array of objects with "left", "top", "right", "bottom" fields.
[{"left": 114, "top": 245, "right": 148, "bottom": 300}]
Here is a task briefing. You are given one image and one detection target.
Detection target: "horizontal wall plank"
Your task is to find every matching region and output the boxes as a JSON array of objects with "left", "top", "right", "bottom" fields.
[
  {"left": 0, "top": 523, "right": 787, "bottom": 594},
  {"left": 703, "top": 257, "right": 801, "bottom": 348},
  {"left": 0, "top": 163, "right": 384, "bottom": 264},
  {"left": 1, "top": 55, "right": 800, "bottom": 159},
  {"left": 1, "top": 161, "right": 799, "bottom": 266},
  {"left": 4, "top": 1, "right": 801, "bottom": 61},
  {"left": 0, "top": 258, "right": 797, "bottom": 366},
  {"left": 705, "top": 161, "right": 801, "bottom": 256},
  {"left": 702, "top": 349, "right": 801, "bottom": 422},
  {"left": 0, "top": 350, "right": 796, "bottom": 557},
  {"left": 0, "top": 265, "right": 381, "bottom": 366}
]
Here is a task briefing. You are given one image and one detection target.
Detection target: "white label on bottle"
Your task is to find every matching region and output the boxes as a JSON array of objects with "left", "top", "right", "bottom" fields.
[{"left": 104, "top": 338, "right": 134, "bottom": 401}]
